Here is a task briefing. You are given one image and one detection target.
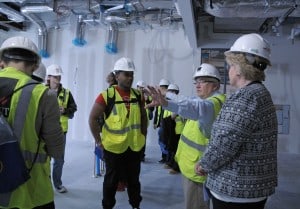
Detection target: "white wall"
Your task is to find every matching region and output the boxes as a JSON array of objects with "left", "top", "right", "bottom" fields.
[{"left": 1, "top": 23, "right": 300, "bottom": 154}]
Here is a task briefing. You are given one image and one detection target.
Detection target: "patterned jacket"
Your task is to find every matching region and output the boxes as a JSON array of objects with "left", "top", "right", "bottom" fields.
[{"left": 200, "top": 82, "right": 278, "bottom": 199}]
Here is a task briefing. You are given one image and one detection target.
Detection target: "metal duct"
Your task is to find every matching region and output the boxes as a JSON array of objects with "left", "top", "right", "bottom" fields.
[
  {"left": 0, "top": 0, "right": 25, "bottom": 2},
  {"left": 0, "top": 3, "right": 25, "bottom": 22},
  {"left": 105, "top": 23, "right": 118, "bottom": 54},
  {"left": 21, "top": 8, "right": 49, "bottom": 58},
  {"left": 290, "top": 24, "right": 300, "bottom": 43},
  {"left": 72, "top": 15, "right": 87, "bottom": 47},
  {"left": 203, "top": 0, "right": 300, "bottom": 18}
]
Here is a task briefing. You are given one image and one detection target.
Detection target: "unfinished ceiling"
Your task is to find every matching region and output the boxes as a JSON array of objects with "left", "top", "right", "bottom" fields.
[{"left": 0, "top": 0, "right": 300, "bottom": 49}]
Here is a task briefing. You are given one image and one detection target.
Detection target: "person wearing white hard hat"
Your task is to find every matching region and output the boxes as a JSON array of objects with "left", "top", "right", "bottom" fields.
[
  {"left": 89, "top": 57, "right": 147, "bottom": 209},
  {"left": 145, "top": 63, "right": 226, "bottom": 209},
  {"left": 196, "top": 33, "right": 277, "bottom": 209},
  {"left": 46, "top": 64, "right": 77, "bottom": 194},
  {"left": 32, "top": 62, "right": 46, "bottom": 82},
  {"left": 0, "top": 36, "right": 64, "bottom": 208},
  {"left": 153, "top": 78, "right": 170, "bottom": 163},
  {"left": 162, "top": 84, "right": 185, "bottom": 175}
]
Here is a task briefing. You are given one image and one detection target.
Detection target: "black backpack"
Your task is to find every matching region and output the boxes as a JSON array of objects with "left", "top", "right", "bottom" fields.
[{"left": 0, "top": 81, "right": 40, "bottom": 193}]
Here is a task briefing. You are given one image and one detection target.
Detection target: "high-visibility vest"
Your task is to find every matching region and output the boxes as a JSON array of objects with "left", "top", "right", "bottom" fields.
[
  {"left": 101, "top": 87, "right": 145, "bottom": 154},
  {"left": 174, "top": 115, "right": 185, "bottom": 135},
  {"left": 0, "top": 67, "right": 53, "bottom": 209},
  {"left": 154, "top": 106, "right": 163, "bottom": 126},
  {"left": 57, "top": 88, "right": 70, "bottom": 132},
  {"left": 163, "top": 109, "right": 172, "bottom": 118},
  {"left": 175, "top": 94, "right": 226, "bottom": 183}
]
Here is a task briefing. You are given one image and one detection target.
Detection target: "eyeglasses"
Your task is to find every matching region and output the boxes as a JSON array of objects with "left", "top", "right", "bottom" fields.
[{"left": 193, "top": 80, "right": 215, "bottom": 85}]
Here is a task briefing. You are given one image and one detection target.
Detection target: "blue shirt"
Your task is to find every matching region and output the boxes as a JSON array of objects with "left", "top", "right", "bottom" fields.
[{"left": 163, "top": 91, "right": 222, "bottom": 138}]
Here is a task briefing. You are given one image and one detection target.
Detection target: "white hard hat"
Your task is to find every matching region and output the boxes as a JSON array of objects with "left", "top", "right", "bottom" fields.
[
  {"left": 47, "top": 64, "right": 63, "bottom": 76},
  {"left": 193, "top": 63, "right": 221, "bottom": 81},
  {"left": 167, "top": 84, "right": 179, "bottom": 91},
  {"left": 113, "top": 57, "right": 135, "bottom": 72},
  {"left": 136, "top": 80, "right": 146, "bottom": 88},
  {"left": 0, "top": 36, "right": 40, "bottom": 64},
  {"left": 225, "top": 33, "right": 271, "bottom": 64},
  {"left": 32, "top": 63, "right": 46, "bottom": 82},
  {"left": 159, "top": 78, "right": 170, "bottom": 86}
]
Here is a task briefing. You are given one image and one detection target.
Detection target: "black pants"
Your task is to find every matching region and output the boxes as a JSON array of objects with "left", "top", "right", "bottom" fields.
[
  {"left": 212, "top": 195, "right": 267, "bottom": 209},
  {"left": 102, "top": 148, "right": 142, "bottom": 209},
  {"left": 11, "top": 201, "right": 55, "bottom": 209}
]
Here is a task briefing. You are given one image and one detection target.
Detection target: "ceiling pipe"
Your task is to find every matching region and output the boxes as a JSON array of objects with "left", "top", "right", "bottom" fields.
[
  {"left": 21, "top": 8, "right": 49, "bottom": 58},
  {"left": 272, "top": 4, "right": 298, "bottom": 35},
  {"left": 72, "top": 15, "right": 87, "bottom": 47},
  {"left": 0, "top": 2, "right": 25, "bottom": 22},
  {"left": 105, "top": 23, "right": 118, "bottom": 54},
  {"left": 0, "top": 0, "right": 25, "bottom": 2},
  {"left": 203, "top": 0, "right": 300, "bottom": 18},
  {"left": 289, "top": 24, "right": 300, "bottom": 44}
]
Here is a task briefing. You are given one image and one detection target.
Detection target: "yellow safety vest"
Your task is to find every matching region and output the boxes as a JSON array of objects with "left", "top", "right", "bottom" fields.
[
  {"left": 154, "top": 106, "right": 163, "bottom": 126},
  {"left": 174, "top": 115, "right": 185, "bottom": 135},
  {"left": 175, "top": 94, "right": 226, "bottom": 183},
  {"left": 101, "top": 87, "right": 145, "bottom": 154},
  {"left": 57, "top": 88, "right": 70, "bottom": 132},
  {"left": 0, "top": 67, "right": 53, "bottom": 209},
  {"left": 163, "top": 109, "right": 172, "bottom": 118}
]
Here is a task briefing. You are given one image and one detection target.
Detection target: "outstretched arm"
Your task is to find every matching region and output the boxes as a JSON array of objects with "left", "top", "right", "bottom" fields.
[{"left": 144, "top": 86, "right": 168, "bottom": 108}]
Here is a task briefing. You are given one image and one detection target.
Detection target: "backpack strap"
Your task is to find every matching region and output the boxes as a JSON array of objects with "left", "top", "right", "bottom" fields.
[
  {"left": 131, "top": 88, "right": 142, "bottom": 106},
  {"left": 104, "top": 87, "right": 116, "bottom": 118},
  {"left": 105, "top": 87, "right": 142, "bottom": 118}
]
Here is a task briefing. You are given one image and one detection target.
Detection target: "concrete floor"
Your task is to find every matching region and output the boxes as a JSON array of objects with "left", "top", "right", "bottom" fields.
[{"left": 54, "top": 128, "right": 300, "bottom": 209}]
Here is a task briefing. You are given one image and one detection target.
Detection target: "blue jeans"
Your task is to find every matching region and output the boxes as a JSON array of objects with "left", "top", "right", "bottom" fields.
[
  {"left": 158, "top": 127, "right": 168, "bottom": 155},
  {"left": 52, "top": 133, "right": 66, "bottom": 188}
]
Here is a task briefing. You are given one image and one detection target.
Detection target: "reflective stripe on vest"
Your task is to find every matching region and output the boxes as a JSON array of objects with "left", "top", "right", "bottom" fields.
[
  {"left": 180, "top": 134, "right": 207, "bottom": 152},
  {"left": 13, "top": 81, "right": 36, "bottom": 140},
  {"left": 103, "top": 123, "right": 141, "bottom": 135}
]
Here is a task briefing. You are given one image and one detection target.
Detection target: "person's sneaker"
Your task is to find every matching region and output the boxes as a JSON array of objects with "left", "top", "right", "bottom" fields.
[{"left": 56, "top": 185, "right": 68, "bottom": 193}]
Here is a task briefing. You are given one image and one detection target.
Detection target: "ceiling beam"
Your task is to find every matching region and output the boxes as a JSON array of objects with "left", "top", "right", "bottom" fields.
[
  {"left": 0, "top": 14, "right": 24, "bottom": 31},
  {"left": 176, "top": 0, "right": 198, "bottom": 49}
]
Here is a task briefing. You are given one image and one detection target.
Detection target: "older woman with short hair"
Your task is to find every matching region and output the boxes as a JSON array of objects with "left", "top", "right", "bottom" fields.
[{"left": 196, "top": 33, "right": 278, "bottom": 209}]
